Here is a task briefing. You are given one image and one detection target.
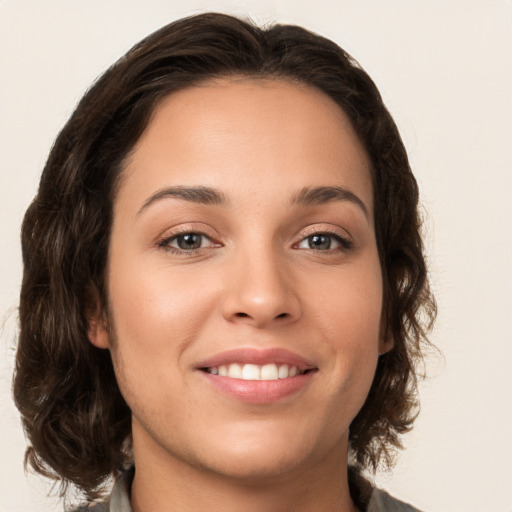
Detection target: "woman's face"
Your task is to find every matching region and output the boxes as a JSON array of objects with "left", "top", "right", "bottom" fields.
[{"left": 90, "top": 79, "right": 389, "bottom": 482}]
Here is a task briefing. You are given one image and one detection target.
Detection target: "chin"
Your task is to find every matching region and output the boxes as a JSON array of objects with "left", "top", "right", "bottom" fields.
[
  {"left": 185, "top": 421, "right": 346, "bottom": 485},
  {"left": 197, "top": 446, "right": 315, "bottom": 484}
]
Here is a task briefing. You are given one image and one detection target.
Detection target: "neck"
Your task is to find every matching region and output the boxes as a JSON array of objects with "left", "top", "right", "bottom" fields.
[{"left": 129, "top": 430, "right": 359, "bottom": 512}]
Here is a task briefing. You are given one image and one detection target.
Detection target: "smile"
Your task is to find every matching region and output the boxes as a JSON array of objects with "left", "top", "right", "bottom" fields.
[
  {"left": 197, "top": 348, "right": 317, "bottom": 404},
  {"left": 204, "top": 363, "right": 304, "bottom": 380}
]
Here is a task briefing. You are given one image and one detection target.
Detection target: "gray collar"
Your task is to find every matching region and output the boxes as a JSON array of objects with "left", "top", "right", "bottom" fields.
[
  {"left": 108, "top": 468, "right": 133, "bottom": 512},
  {"left": 99, "top": 467, "right": 422, "bottom": 512}
]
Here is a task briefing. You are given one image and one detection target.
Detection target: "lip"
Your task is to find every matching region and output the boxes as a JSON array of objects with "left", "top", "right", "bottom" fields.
[
  {"left": 196, "top": 347, "right": 316, "bottom": 372},
  {"left": 200, "top": 372, "right": 315, "bottom": 404},
  {"left": 196, "top": 348, "right": 317, "bottom": 404}
]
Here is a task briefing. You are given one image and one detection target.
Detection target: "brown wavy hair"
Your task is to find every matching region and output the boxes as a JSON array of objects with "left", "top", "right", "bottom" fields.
[{"left": 13, "top": 12, "right": 436, "bottom": 501}]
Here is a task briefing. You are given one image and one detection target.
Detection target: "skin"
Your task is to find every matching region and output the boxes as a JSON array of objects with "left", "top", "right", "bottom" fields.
[{"left": 89, "top": 79, "right": 391, "bottom": 512}]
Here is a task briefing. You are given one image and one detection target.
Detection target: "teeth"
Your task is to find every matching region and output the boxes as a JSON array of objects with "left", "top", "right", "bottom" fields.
[
  {"left": 242, "top": 364, "right": 260, "bottom": 380},
  {"left": 227, "top": 363, "right": 242, "bottom": 379},
  {"left": 261, "top": 363, "right": 279, "bottom": 380},
  {"left": 206, "top": 363, "right": 302, "bottom": 380},
  {"left": 278, "top": 365, "right": 289, "bottom": 379}
]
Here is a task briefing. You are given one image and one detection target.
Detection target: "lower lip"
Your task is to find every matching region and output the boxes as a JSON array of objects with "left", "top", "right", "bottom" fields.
[{"left": 200, "top": 371, "right": 315, "bottom": 404}]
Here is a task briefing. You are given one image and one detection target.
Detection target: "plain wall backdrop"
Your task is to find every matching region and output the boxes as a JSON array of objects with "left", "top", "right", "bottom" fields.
[{"left": 1, "top": 1, "right": 511, "bottom": 511}]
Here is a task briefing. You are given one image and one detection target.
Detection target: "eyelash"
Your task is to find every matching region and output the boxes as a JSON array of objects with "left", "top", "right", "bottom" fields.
[
  {"left": 157, "top": 229, "right": 217, "bottom": 255},
  {"left": 295, "top": 232, "right": 353, "bottom": 252},
  {"left": 293, "top": 226, "right": 353, "bottom": 253},
  {"left": 157, "top": 228, "right": 353, "bottom": 255}
]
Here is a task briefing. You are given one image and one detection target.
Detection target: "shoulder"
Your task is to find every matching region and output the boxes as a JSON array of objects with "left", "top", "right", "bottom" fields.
[
  {"left": 348, "top": 467, "right": 423, "bottom": 512},
  {"left": 71, "top": 467, "right": 134, "bottom": 512},
  {"left": 368, "top": 487, "right": 423, "bottom": 512},
  {"left": 70, "top": 468, "right": 134, "bottom": 512},
  {"left": 72, "top": 505, "right": 109, "bottom": 512}
]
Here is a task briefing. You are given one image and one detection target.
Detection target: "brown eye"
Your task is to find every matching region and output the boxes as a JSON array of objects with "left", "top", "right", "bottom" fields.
[
  {"left": 160, "top": 232, "right": 214, "bottom": 252},
  {"left": 175, "top": 233, "right": 203, "bottom": 250}
]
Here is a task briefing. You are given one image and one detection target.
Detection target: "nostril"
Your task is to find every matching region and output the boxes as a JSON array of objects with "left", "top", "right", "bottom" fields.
[{"left": 231, "top": 311, "right": 292, "bottom": 322}]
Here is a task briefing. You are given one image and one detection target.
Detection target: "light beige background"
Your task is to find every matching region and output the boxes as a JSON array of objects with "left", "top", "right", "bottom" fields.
[{"left": 1, "top": 1, "right": 511, "bottom": 511}]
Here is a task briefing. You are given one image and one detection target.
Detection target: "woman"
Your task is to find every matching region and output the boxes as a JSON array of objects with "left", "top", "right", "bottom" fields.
[{"left": 13, "top": 12, "right": 435, "bottom": 512}]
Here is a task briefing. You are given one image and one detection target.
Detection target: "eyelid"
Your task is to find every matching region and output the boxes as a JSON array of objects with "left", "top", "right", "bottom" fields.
[
  {"left": 156, "top": 224, "right": 222, "bottom": 253},
  {"left": 157, "top": 223, "right": 218, "bottom": 240},
  {"left": 294, "top": 224, "right": 354, "bottom": 251},
  {"left": 154, "top": 223, "right": 354, "bottom": 254},
  {"left": 298, "top": 224, "right": 353, "bottom": 242}
]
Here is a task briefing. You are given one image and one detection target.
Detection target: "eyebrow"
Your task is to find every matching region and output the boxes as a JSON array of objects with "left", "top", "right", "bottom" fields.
[
  {"left": 138, "top": 186, "right": 228, "bottom": 214},
  {"left": 291, "top": 186, "right": 368, "bottom": 217},
  {"left": 137, "top": 184, "right": 368, "bottom": 218}
]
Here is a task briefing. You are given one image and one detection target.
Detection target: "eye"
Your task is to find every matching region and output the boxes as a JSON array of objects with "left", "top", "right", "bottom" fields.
[
  {"left": 296, "top": 233, "right": 351, "bottom": 251},
  {"left": 159, "top": 232, "right": 215, "bottom": 252}
]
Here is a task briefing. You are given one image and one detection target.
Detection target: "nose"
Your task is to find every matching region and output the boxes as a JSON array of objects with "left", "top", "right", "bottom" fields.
[{"left": 221, "top": 246, "right": 302, "bottom": 328}]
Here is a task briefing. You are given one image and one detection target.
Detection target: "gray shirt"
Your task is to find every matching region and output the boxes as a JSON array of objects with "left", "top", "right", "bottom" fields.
[{"left": 79, "top": 467, "right": 422, "bottom": 512}]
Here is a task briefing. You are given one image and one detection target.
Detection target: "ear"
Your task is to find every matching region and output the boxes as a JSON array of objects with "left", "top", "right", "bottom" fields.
[
  {"left": 87, "top": 314, "right": 110, "bottom": 349},
  {"left": 378, "top": 318, "right": 394, "bottom": 355},
  {"left": 85, "top": 286, "right": 111, "bottom": 349}
]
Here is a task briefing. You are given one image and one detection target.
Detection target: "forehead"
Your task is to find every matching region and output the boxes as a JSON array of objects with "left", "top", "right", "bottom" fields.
[{"left": 120, "top": 78, "right": 373, "bottom": 215}]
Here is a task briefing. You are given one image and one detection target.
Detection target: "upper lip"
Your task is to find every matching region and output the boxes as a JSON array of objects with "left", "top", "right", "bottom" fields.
[{"left": 196, "top": 348, "right": 317, "bottom": 372}]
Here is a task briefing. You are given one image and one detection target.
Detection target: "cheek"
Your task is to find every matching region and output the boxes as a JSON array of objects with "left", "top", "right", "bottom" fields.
[
  {"left": 106, "top": 262, "right": 220, "bottom": 428},
  {"left": 310, "top": 259, "right": 383, "bottom": 341},
  {"left": 107, "top": 256, "right": 218, "bottom": 369},
  {"left": 305, "top": 259, "right": 383, "bottom": 395}
]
